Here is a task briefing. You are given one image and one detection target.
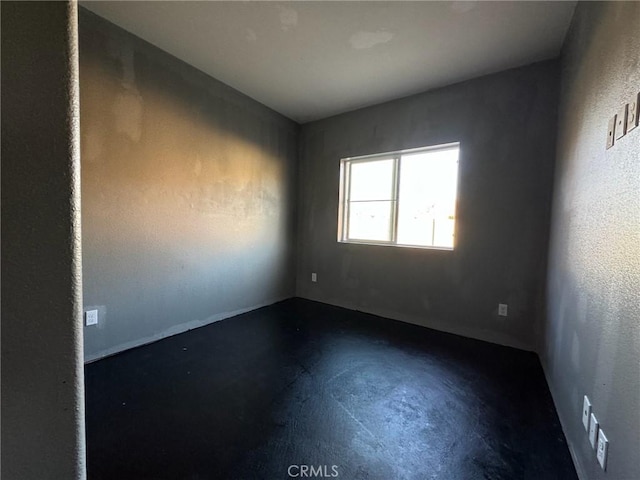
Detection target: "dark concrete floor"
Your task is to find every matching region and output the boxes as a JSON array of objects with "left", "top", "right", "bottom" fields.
[{"left": 85, "top": 298, "right": 577, "bottom": 480}]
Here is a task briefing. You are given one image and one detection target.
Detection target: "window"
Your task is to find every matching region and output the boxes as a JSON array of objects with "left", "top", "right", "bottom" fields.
[{"left": 338, "top": 143, "right": 460, "bottom": 249}]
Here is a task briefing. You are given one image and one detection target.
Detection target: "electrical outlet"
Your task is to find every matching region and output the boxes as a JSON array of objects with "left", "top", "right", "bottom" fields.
[
  {"left": 85, "top": 309, "right": 99, "bottom": 326},
  {"left": 615, "top": 104, "right": 628, "bottom": 140},
  {"left": 607, "top": 115, "right": 616, "bottom": 149},
  {"left": 597, "top": 429, "right": 609, "bottom": 471},
  {"left": 627, "top": 92, "right": 639, "bottom": 133},
  {"left": 311, "top": 272, "right": 317, "bottom": 282},
  {"left": 498, "top": 304, "right": 508, "bottom": 317},
  {"left": 589, "top": 413, "right": 599, "bottom": 449},
  {"left": 582, "top": 396, "right": 592, "bottom": 432}
]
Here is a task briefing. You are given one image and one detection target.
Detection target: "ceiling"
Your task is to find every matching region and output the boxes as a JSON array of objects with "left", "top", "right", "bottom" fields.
[{"left": 81, "top": 1, "right": 576, "bottom": 124}]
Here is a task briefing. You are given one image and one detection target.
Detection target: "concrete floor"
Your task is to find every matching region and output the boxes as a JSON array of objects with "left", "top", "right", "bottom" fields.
[{"left": 85, "top": 298, "right": 577, "bottom": 479}]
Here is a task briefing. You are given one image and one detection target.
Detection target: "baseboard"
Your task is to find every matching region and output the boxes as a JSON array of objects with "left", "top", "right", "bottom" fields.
[
  {"left": 539, "top": 355, "right": 586, "bottom": 480},
  {"left": 84, "top": 296, "right": 292, "bottom": 363},
  {"left": 296, "top": 294, "right": 535, "bottom": 352}
]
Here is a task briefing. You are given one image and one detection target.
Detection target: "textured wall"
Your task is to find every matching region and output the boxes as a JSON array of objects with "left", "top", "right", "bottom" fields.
[
  {"left": 543, "top": 2, "right": 640, "bottom": 479},
  {"left": 297, "top": 61, "right": 559, "bottom": 351},
  {"left": 1, "top": 2, "right": 86, "bottom": 479},
  {"left": 80, "top": 10, "right": 299, "bottom": 361}
]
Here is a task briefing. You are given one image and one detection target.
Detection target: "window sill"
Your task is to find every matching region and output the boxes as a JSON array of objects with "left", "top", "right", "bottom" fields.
[{"left": 337, "top": 239, "right": 454, "bottom": 251}]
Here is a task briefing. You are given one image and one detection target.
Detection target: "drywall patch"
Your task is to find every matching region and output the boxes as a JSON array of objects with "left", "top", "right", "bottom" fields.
[
  {"left": 246, "top": 28, "right": 257, "bottom": 42},
  {"left": 83, "top": 123, "right": 106, "bottom": 163},
  {"left": 112, "top": 87, "right": 143, "bottom": 142},
  {"left": 277, "top": 5, "right": 298, "bottom": 32},
  {"left": 193, "top": 158, "right": 203, "bottom": 177},
  {"left": 451, "top": 1, "right": 478, "bottom": 14},
  {"left": 349, "top": 30, "right": 394, "bottom": 50}
]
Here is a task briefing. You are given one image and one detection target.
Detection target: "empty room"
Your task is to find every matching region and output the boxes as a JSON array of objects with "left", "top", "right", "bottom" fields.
[{"left": 2, "top": 1, "right": 639, "bottom": 480}]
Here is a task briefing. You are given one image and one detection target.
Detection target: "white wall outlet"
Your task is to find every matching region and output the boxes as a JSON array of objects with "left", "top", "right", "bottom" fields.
[
  {"left": 582, "top": 396, "right": 592, "bottom": 431},
  {"left": 607, "top": 115, "right": 616, "bottom": 149},
  {"left": 615, "top": 104, "right": 628, "bottom": 140},
  {"left": 627, "top": 92, "right": 639, "bottom": 133},
  {"left": 589, "top": 413, "right": 599, "bottom": 449},
  {"left": 311, "top": 272, "right": 317, "bottom": 282},
  {"left": 85, "top": 309, "right": 99, "bottom": 326},
  {"left": 498, "top": 304, "right": 508, "bottom": 316},
  {"left": 597, "top": 429, "right": 609, "bottom": 470}
]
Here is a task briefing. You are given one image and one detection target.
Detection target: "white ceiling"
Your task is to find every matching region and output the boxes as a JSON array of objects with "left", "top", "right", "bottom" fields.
[{"left": 81, "top": 1, "right": 576, "bottom": 124}]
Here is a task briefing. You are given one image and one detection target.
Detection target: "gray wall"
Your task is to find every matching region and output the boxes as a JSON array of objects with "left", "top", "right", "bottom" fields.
[
  {"left": 79, "top": 10, "right": 299, "bottom": 361},
  {"left": 542, "top": 2, "right": 640, "bottom": 480},
  {"left": 1, "top": 2, "right": 86, "bottom": 479},
  {"left": 296, "top": 61, "right": 559, "bottom": 351}
]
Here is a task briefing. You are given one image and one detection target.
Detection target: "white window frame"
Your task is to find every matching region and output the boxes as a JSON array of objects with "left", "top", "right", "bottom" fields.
[{"left": 337, "top": 142, "right": 460, "bottom": 250}]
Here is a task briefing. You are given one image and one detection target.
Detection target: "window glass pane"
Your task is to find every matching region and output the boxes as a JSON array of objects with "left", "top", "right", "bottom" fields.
[
  {"left": 347, "top": 200, "right": 393, "bottom": 242},
  {"left": 349, "top": 159, "right": 394, "bottom": 201},
  {"left": 396, "top": 148, "right": 459, "bottom": 248}
]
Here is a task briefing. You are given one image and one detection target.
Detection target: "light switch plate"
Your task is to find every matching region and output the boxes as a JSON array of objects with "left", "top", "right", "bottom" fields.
[
  {"left": 311, "top": 272, "right": 317, "bottom": 282},
  {"left": 607, "top": 115, "right": 617, "bottom": 149},
  {"left": 589, "top": 413, "right": 599, "bottom": 449},
  {"left": 615, "top": 105, "right": 628, "bottom": 140},
  {"left": 597, "top": 429, "right": 609, "bottom": 470},
  {"left": 498, "top": 304, "right": 508, "bottom": 316},
  {"left": 85, "top": 309, "right": 99, "bottom": 326},
  {"left": 627, "top": 92, "right": 640, "bottom": 132},
  {"left": 582, "top": 396, "right": 592, "bottom": 431}
]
